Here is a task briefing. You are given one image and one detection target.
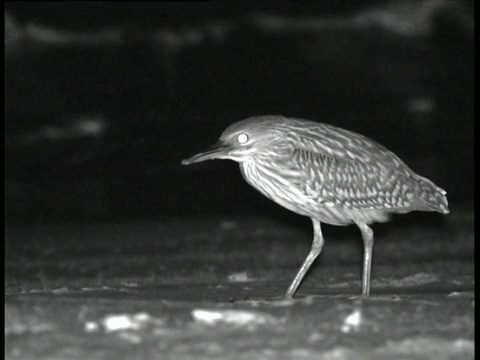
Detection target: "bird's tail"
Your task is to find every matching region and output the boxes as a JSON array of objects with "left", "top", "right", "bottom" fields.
[{"left": 413, "top": 175, "right": 449, "bottom": 214}]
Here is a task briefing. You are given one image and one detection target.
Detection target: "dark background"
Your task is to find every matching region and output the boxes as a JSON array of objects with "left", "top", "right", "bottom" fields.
[
  {"left": 5, "top": 1, "right": 474, "bottom": 224},
  {"left": 4, "top": 4, "right": 475, "bottom": 357}
]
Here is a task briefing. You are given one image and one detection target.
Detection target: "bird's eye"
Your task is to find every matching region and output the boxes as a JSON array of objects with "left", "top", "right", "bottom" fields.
[{"left": 237, "top": 133, "right": 249, "bottom": 144}]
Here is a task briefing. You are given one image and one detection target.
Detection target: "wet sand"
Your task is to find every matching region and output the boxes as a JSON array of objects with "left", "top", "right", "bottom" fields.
[{"left": 5, "top": 209, "right": 473, "bottom": 359}]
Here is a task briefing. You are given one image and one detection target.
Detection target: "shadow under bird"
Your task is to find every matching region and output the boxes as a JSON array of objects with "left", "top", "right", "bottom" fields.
[{"left": 182, "top": 115, "right": 449, "bottom": 298}]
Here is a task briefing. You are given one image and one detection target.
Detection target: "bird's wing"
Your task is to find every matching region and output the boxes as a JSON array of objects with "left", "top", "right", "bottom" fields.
[
  {"left": 286, "top": 147, "right": 414, "bottom": 210},
  {"left": 286, "top": 120, "right": 416, "bottom": 177}
]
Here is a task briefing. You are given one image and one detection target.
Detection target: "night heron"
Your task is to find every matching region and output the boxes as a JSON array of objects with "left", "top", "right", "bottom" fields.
[{"left": 182, "top": 115, "right": 449, "bottom": 298}]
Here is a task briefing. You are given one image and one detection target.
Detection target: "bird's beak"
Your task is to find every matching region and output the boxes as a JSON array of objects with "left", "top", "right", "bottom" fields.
[{"left": 181, "top": 141, "right": 232, "bottom": 165}]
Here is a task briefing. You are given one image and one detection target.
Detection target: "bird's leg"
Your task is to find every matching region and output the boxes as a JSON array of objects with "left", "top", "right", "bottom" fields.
[
  {"left": 355, "top": 221, "right": 374, "bottom": 296},
  {"left": 285, "top": 219, "right": 324, "bottom": 298}
]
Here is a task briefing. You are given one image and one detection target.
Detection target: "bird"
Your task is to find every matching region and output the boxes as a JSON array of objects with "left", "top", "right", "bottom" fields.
[{"left": 181, "top": 115, "right": 449, "bottom": 298}]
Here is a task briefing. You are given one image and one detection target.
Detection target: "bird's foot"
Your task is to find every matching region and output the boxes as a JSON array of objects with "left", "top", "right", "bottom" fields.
[{"left": 348, "top": 293, "right": 370, "bottom": 304}]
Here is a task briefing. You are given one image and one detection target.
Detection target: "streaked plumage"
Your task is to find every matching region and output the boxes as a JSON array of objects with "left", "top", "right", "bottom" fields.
[{"left": 182, "top": 115, "right": 449, "bottom": 297}]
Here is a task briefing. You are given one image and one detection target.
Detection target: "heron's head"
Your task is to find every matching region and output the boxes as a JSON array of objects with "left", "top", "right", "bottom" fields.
[{"left": 182, "top": 115, "right": 288, "bottom": 165}]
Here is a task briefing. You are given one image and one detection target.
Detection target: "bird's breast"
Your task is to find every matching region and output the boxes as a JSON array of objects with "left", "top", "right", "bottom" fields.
[{"left": 239, "top": 160, "right": 316, "bottom": 217}]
